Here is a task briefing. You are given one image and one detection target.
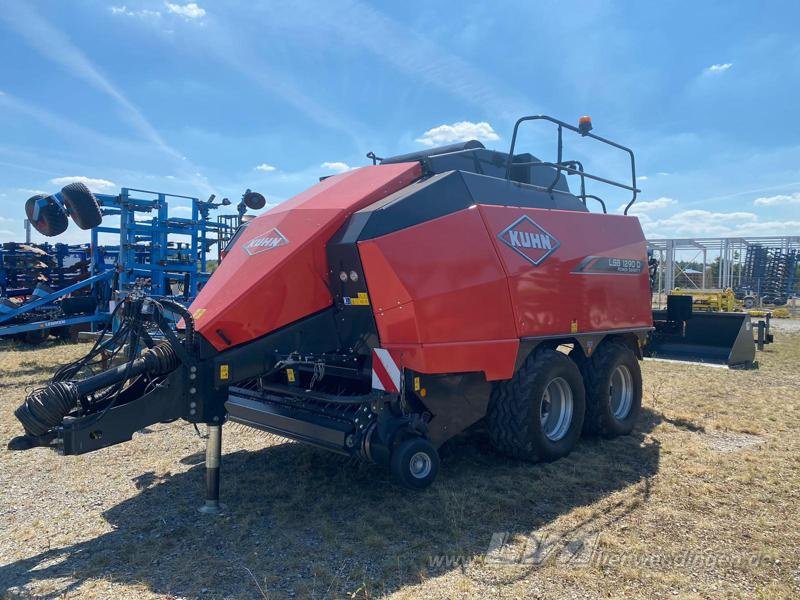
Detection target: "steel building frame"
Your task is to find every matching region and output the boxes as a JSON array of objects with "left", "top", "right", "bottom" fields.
[{"left": 648, "top": 235, "right": 800, "bottom": 296}]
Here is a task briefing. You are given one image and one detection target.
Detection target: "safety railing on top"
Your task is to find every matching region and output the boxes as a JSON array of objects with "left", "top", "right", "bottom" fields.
[{"left": 504, "top": 115, "right": 641, "bottom": 215}]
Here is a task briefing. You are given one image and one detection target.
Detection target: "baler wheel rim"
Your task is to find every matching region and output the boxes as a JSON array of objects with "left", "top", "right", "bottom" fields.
[
  {"left": 408, "top": 451, "right": 433, "bottom": 479},
  {"left": 610, "top": 364, "right": 634, "bottom": 419},
  {"left": 539, "top": 376, "right": 574, "bottom": 441}
]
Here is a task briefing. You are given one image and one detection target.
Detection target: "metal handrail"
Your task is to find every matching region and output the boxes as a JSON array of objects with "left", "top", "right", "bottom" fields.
[{"left": 505, "top": 115, "right": 641, "bottom": 214}]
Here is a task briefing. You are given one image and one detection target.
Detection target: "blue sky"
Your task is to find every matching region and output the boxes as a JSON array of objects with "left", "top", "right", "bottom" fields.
[{"left": 1, "top": 0, "right": 799, "bottom": 244}]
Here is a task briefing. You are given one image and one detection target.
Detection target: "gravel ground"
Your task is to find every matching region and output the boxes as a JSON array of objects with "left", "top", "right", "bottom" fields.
[
  {"left": 1, "top": 333, "right": 799, "bottom": 599},
  {"left": 768, "top": 318, "right": 800, "bottom": 333}
]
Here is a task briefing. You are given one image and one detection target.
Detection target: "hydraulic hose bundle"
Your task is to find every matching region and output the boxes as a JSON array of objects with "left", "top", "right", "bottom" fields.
[{"left": 11, "top": 293, "right": 188, "bottom": 446}]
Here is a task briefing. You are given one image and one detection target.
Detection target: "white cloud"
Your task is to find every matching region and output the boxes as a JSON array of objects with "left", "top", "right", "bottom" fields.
[
  {"left": 415, "top": 121, "right": 500, "bottom": 147},
  {"left": 620, "top": 197, "right": 676, "bottom": 214},
  {"left": 641, "top": 209, "right": 800, "bottom": 238},
  {"left": 110, "top": 6, "right": 161, "bottom": 18},
  {"left": 165, "top": 2, "right": 205, "bottom": 19},
  {"left": 172, "top": 205, "right": 192, "bottom": 213},
  {"left": 753, "top": 192, "right": 800, "bottom": 206},
  {"left": 705, "top": 63, "right": 732, "bottom": 74},
  {"left": 255, "top": 163, "right": 276, "bottom": 172},
  {"left": 321, "top": 161, "right": 351, "bottom": 173},
  {"left": 636, "top": 175, "right": 648, "bottom": 181},
  {"left": 50, "top": 176, "right": 116, "bottom": 191}
]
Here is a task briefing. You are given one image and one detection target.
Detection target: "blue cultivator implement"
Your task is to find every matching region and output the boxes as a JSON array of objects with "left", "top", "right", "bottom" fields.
[
  {"left": 1, "top": 183, "right": 258, "bottom": 343},
  {"left": 0, "top": 271, "right": 113, "bottom": 342}
]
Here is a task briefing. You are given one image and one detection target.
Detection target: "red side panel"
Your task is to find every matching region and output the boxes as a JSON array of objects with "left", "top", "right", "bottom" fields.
[
  {"left": 359, "top": 205, "right": 651, "bottom": 380},
  {"left": 479, "top": 205, "right": 652, "bottom": 337},
  {"left": 191, "top": 163, "right": 421, "bottom": 350},
  {"left": 358, "top": 207, "right": 520, "bottom": 380}
]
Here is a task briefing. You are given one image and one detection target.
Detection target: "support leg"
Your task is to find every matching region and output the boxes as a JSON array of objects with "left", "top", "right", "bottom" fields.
[{"left": 198, "top": 424, "right": 224, "bottom": 514}]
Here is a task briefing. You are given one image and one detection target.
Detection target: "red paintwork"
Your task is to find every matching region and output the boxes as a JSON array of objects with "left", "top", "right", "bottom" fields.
[
  {"left": 191, "top": 163, "right": 421, "bottom": 350},
  {"left": 358, "top": 207, "right": 520, "bottom": 380},
  {"left": 358, "top": 205, "right": 651, "bottom": 380},
  {"left": 479, "top": 205, "right": 652, "bottom": 337},
  {"left": 194, "top": 159, "right": 650, "bottom": 382}
]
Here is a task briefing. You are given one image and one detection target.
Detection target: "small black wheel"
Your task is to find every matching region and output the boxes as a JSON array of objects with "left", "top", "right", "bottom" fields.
[
  {"left": 390, "top": 437, "right": 440, "bottom": 489},
  {"left": 581, "top": 340, "right": 642, "bottom": 438},
  {"left": 243, "top": 191, "right": 267, "bottom": 210},
  {"left": 23, "top": 329, "right": 49, "bottom": 345},
  {"left": 488, "top": 348, "right": 586, "bottom": 462},
  {"left": 25, "top": 194, "right": 68, "bottom": 237},
  {"left": 60, "top": 182, "right": 102, "bottom": 230},
  {"left": 56, "top": 325, "right": 83, "bottom": 342}
]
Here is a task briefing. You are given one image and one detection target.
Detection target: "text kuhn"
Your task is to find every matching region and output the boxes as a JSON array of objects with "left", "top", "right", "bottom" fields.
[{"left": 508, "top": 230, "right": 553, "bottom": 250}]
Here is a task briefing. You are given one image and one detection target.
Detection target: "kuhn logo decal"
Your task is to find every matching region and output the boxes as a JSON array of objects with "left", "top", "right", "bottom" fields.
[
  {"left": 498, "top": 215, "right": 560, "bottom": 266},
  {"left": 243, "top": 228, "right": 289, "bottom": 256}
]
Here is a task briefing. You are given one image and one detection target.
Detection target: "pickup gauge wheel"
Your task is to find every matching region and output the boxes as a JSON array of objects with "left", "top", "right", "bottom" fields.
[{"left": 391, "top": 437, "right": 440, "bottom": 489}]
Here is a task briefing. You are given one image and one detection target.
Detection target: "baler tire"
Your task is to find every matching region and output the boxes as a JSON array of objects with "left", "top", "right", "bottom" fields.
[
  {"left": 487, "top": 348, "right": 585, "bottom": 462},
  {"left": 390, "top": 437, "right": 439, "bottom": 490},
  {"left": 581, "top": 341, "right": 642, "bottom": 438},
  {"left": 60, "top": 182, "right": 102, "bottom": 230}
]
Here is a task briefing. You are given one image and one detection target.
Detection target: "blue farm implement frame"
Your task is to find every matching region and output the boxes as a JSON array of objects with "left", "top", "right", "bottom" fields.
[
  {"left": 2, "top": 187, "right": 240, "bottom": 342},
  {"left": 90, "top": 188, "right": 235, "bottom": 299},
  {"left": 0, "top": 270, "right": 113, "bottom": 338},
  {"left": 0, "top": 242, "right": 92, "bottom": 298}
]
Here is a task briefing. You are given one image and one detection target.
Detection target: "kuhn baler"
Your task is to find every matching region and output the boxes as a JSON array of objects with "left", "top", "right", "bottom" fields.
[{"left": 9, "top": 115, "right": 754, "bottom": 510}]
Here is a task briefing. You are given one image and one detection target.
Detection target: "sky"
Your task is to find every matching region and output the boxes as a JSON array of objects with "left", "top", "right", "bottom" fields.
[{"left": 1, "top": 0, "right": 799, "bottom": 245}]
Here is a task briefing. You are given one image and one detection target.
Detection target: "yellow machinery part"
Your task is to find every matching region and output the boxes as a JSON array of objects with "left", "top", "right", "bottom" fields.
[{"left": 670, "top": 287, "right": 738, "bottom": 312}]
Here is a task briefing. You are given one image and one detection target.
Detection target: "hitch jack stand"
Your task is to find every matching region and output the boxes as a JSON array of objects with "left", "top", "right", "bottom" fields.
[{"left": 198, "top": 424, "right": 224, "bottom": 514}]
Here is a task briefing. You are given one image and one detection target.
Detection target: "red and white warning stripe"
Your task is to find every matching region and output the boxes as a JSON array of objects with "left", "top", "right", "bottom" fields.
[{"left": 371, "top": 348, "right": 401, "bottom": 393}]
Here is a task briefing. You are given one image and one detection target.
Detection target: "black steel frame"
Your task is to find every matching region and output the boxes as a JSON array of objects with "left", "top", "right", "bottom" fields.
[{"left": 505, "top": 115, "right": 641, "bottom": 214}]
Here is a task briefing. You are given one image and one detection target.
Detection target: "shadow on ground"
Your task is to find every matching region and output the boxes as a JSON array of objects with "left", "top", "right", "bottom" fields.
[{"left": 1, "top": 410, "right": 663, "bottom": 598}]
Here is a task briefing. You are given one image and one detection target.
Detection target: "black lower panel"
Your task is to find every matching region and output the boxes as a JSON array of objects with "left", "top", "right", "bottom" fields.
[{"left": 414, "top": 372, "right": 492, "bottom": 446}]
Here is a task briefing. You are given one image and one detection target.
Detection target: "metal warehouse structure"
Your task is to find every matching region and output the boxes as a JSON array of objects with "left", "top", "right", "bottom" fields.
[{"left": 648, "top": 235, "right": 800, "bottom": 297}]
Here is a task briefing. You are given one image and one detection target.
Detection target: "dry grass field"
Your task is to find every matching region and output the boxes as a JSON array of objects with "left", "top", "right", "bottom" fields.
[{"left": 1, "top": 328, "right": 799, "bottom": 599}]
